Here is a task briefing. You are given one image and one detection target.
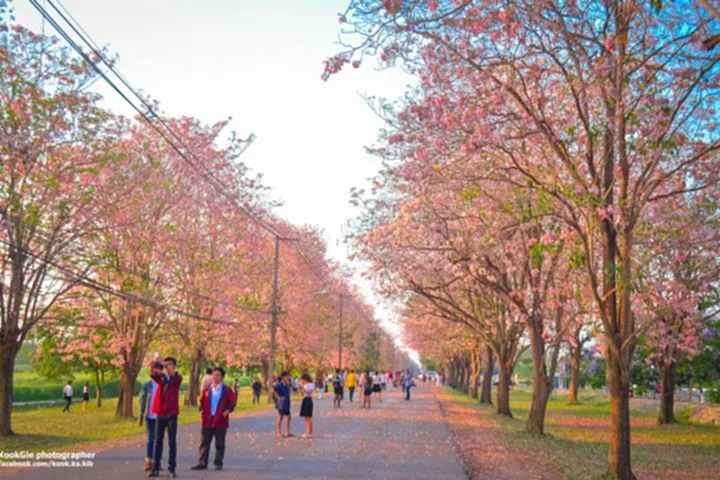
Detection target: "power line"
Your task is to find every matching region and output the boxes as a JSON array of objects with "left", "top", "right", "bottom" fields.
[
  {"left": 21, "top": 224, "right": 270, "bottom": 314},
  {"left": 0, "top": 238, "right": 255, "bottom": 327},
  {"left": 30, "top": 0, "right": 281, "bottom": 240},
  {"left": 26, "top": 0, "right": 361, "bottom": 333}
]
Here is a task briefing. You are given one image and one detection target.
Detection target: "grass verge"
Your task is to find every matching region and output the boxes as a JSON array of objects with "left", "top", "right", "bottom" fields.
[
  {"left": 0, "top": 391, "right": 269, "bottom": 453},
  {"left": 440, "top": 387, "right": 720, "bottom": 479}
]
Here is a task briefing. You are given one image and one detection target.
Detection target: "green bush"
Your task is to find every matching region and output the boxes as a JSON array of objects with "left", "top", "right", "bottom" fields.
[{"left": 707, "top": 387, "right": 720, "bottom": 404}]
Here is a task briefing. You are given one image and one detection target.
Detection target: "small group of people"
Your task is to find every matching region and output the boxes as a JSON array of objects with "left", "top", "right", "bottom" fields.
[
  {"left": 313, "top": 368, "right": 415, "bottom": 408},
  {"left": 268, "top": 367, "right": 418, "bottom": 440},
  {"left": 272, "top": 371, "right": 315, "bottom": 438},
  {"left": 60, "top": 380, "right": 91, "bottom": 413},
  {"left": 138, "top": 357, "right": 236, "bottom": 477}
]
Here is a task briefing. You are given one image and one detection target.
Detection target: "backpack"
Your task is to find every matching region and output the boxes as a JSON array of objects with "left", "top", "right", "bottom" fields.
[{"left": 333, "top": 376, "right": 343, "bottom": 389}]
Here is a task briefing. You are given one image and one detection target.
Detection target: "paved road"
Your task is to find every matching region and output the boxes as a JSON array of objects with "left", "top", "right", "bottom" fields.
[{"left": 3, "top": 385, "right": 467, "bottom": 480}]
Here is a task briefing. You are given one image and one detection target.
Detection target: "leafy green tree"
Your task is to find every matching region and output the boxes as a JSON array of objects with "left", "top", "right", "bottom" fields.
[{"left": 32, "top": 337, "right": 72, "bottom": 382}]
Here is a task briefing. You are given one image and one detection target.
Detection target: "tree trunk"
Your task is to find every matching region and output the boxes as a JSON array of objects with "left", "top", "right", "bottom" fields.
[
  {"left": 607, "top": 349, "right": 635, "bottom": 480},
  {"left": 184, "top": 349, "right": 203, "bottom": 406},
  {"left": 115, "top": 385, "right": 123, "bottom": 416},
  {"left": 447, "top": 359, "right": 457, "bottom": 388},
  {"left": 568, "top": 342, "right": 582, "bottom": 404},
  {"left": 456, "top": 363, "right": 464, "bottom": 392},
  {"left": 526, "top": 328, "right": 553, "bottom": 435},
  {"left": 0, "top": 345, "right": 17, "bottom": 436},
  {"left": 688, "top": 378, "right": 693, "bottom": 405},
  {"left": 527, "top": 366, "right": 551, "bottom": 434},
  {"left": 460, "top": 361, "right": 469, "bottom": 394},
  {"left": 480, "top": 347, "right": 493, "bottom": 404},
  {"left": 657, "top": 359, "right": 677, "bottom": 425},
  {"left": 469, "top": 346, "right": 481, "bottom": 399},
  {"left": 117, "top": 372, "right": 137, "bottom": 418},
  {"left": 496, "top": 360, "right": 512, "bottom": 417},
  {"left": 94, "top": 368, "right": 103, "bottom": 408},
  {"left": 261, "top": 357, "right": 271, "bottom": 403},
  {"left": 527, "top": 354, "right": 551, "bottom": 434}
]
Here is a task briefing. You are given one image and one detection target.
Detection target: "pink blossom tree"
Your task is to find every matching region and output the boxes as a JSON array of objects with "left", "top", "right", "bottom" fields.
[
  {"left": 0, "top": 25, "right": 130, "bottom": 435},
  {"left": 330, "top": 2, "right": 719, "bottom": 476}
]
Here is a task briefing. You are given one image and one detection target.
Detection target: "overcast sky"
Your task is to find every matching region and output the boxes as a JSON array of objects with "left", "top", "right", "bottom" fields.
[{"left": 13, "top": 0, "right": 420, "bottom": 364}]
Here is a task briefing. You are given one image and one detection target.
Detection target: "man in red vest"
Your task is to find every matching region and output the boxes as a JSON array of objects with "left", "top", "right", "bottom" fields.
[
  {"left": 191, "top": 367, "right": 237, "bottom": 471},
  {"left": 149, "top": 357, "right": 182, "bottom": 478}
]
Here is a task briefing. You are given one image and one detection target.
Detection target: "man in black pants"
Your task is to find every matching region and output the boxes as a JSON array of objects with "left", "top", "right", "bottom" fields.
[
  {"left": 149, "top": 357, "right": 183, "bottom": 478},
  {"left": 252, "top": 376, "right": 263, "bottom": 404},
  {"left": 192, "top": 367, "right": 237, "bottom": 471}
]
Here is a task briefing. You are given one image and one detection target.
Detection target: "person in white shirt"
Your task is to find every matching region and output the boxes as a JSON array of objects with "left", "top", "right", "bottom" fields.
[
  {"left": 372, "top": 371, "right": 382, "bottom": 402},
  {"left": 62, "top": 381, "right": 73, "bottom": 413},
  {"left": 139, "top": 362, "right": 164, "bottom": 471},
  {"left": 299, "top": 374, "right": 315, "bottom": 437}
]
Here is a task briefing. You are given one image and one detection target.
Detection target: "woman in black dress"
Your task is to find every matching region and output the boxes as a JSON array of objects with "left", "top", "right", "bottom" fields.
[{"left": 299, "top": 373, "right": 315, "bottom": 437}]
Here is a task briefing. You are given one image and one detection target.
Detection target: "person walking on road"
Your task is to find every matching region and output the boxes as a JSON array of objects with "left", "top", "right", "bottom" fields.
[
  {"left": 274, "top": 371, "right": 293, "bottom": 438},
  {"left": 346, "top": 369, "right": 357, "bottom": 403},
  {"left": 362, "top": 370, "right": 373, "bottom": 409},
  {"left": 191, "top": 367, "right": 237, "bottom": 472},
  {"left": 252, "top": 376, "right": 263, "bottom": 404},
  {"left": 232, "top": 378, "right": 240, "bottom": 398},
  {"left": 139, "top": 362, "right": 163, "bottom": 472},
  {"left": 333, "top": 369, "right": 344, "bottom": 408},
  {"left": 149, "top": 356, "right": 183, "bottom": 478},
  {"left": 62, "top": 381, "right": 73, "bottom": 413},
  {"left": 372, "top": 371, "right": 382, "bottom": 403},
  {"left": 404, "top": 369, "right": 414, "bottom": 401},
  {"left": 299, "top": 373, "right": 315, "bottom": 437},
  {"left": 358, "top": 370, "right": 366, "bottom": 402},
  {"left": 316, "top": 374, "right": 324, "bottom": 400}
]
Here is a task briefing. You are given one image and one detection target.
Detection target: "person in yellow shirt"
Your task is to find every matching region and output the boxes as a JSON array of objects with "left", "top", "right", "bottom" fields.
[{"left": 346, "top": 370, "right": 358, "bottom": 403}]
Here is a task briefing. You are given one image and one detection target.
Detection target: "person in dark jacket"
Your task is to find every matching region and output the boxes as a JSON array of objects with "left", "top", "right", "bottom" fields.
[
  {"left": 149, "top": 357, "right": 183, "bottom": 478},
  {"left": 251, "top": 376, "right": 263, "bottom": 404},
  {"left": 191, "top": 367, "right": 237, "bottom": 471},
  {"left": 138, "top": 362, "right": 164, "bottom": 472}
]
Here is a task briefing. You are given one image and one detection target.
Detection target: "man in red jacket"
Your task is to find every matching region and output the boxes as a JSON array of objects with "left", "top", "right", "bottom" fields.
[
  {"left": 149, "top": 357, "right": 183, "bottom": 478},
  {"left": 191, "top": 367, "right": 236, "bottom": 471}
]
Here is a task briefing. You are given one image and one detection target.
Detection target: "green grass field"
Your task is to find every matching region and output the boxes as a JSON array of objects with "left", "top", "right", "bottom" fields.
[
  {"left": 445, "top": 387, "right": 720, "bottom": 479},
  {"left": 12, "top": 370, "right": 253, "bottom": 403},
  {"left": 0, "top": 390, "right": 269, "bottom": 453}
]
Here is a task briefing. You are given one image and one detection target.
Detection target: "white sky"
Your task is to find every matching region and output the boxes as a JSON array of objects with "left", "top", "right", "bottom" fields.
[{"left": 13, "top": 0, "right": 420, "bottom": 365}]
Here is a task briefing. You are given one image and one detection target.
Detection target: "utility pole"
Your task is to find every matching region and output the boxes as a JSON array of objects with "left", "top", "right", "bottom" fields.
[
  {"left": 266, "top": 236, "right": 298, "bottom": 403},
  {"left": 338, "top": 294, "right": 344, "bottom": 370},
  {"left": 267, "top": 236, "right": 280, "bottom": 403}
]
